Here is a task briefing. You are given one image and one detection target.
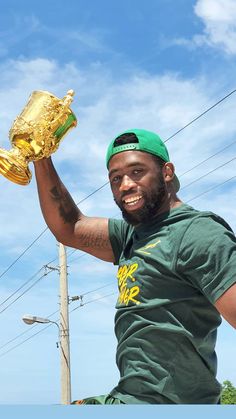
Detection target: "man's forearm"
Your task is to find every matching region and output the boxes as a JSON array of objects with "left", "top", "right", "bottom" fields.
[{"left": 33, "top": 157, "right": 81, "bottom": 243}]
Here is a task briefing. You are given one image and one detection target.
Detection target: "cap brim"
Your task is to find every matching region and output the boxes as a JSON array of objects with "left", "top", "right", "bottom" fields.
[{"left": 173, "top": 174, "right": 180, "bottom": 192}]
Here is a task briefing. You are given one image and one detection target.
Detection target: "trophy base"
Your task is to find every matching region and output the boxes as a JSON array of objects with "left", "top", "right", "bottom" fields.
[{"left": 0, "top": 149, "right": 32, "bottom": 185}]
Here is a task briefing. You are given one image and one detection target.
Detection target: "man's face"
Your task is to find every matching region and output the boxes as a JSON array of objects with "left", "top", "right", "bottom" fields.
[{"left": 108, "top": 150, "right": 167, "bottom": 225}]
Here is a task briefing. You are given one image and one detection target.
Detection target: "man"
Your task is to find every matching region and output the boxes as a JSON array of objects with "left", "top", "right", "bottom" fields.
[{"left": 34, "top": 129, "right": 236, "bottom": 404}]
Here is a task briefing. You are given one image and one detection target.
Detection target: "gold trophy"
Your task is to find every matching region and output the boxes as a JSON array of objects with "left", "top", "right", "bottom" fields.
[{"left": 0, "top": 89, "right": 77, "bottom": 185}]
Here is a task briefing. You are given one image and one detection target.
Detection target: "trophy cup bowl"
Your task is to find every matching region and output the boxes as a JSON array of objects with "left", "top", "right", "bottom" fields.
[{"left": 0, "top": 89, "right": 77, "bottom": 185}]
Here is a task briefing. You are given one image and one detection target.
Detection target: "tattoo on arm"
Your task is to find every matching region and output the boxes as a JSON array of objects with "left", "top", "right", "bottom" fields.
[
  {"left": 79, "top": 231, "right": 110, "bottom": 249},
  {"left": 50, "top": 186, "right": 79, "bottom": 224},
  {"left": 49, "top": 187, "right": 110, "bottom": 250}
]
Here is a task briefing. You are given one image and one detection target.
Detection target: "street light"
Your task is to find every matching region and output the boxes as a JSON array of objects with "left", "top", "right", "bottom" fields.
[
  {"left": 22, "top": 314, "right": 54, "bottom": 325},
  {"left": 22, "top": 314, "right": 60, "bottom": 342},
  {"left": 22, "top": 313, "right": 71, "bottom": 404}
]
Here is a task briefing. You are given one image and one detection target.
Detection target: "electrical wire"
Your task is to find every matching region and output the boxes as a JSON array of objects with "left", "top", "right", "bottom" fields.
[
  {"left": 0, "top": 309, "right": 59, "bottom": 351},
  {"left": 0, "top": 182, "right": 109, "bottom": 282},
  {"left": 67, "top": 252, "right": 87, "bottom": 264},
  {"left": 0, "top": 269, "right": 54, "bottom": 315},
  {"left": 0, "top": 227, "right": 48, "bottom": 281},
  {"left": 179, "top": 138, "right": 236, "bottom": 177},
  {"left": 69, "top": 282, "right": 116, "bottom": 304},
  {"left": 0, "top": 322, "right": 53, "bottom": 358},
  {"left": 180, "top": 156, "right": 236, "bottom": 191},
  {"left": 186, "top": 176, "right": 236, "bottom": 204},
  {"left": 0, "top": 267, "right": 44, "bottom": 308},
  {"left": 164, "top": 88, "right": 236, "bottom": 143},
  {"left": 70, "top": 292, "right": 117, "bottom": 312}
]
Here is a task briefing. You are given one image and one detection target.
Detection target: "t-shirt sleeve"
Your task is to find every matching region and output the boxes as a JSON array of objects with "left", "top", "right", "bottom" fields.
[
  {"left": 177, "top": 215, "right": 236, "bottom": 304},
  {"left": 108, "top": 218, "right": 130, "bottom": 265}
]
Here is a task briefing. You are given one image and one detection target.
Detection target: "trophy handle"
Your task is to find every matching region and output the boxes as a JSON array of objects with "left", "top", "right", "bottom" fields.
[{"left": 54, "top": 112, "right": 77, "bottom": 141}]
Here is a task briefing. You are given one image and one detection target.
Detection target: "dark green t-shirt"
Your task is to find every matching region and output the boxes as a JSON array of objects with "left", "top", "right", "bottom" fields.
[{"left": 108, "top": 204, "right": 236, "bottom": 404}]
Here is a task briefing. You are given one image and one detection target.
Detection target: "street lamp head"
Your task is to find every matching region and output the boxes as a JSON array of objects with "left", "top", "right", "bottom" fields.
[{"left": 22, "top": 314, "right": 51, "bottom": 325}]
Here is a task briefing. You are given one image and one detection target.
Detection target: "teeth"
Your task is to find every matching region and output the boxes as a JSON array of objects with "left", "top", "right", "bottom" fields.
[{"left": 124, "top": 195, "right": 142, "bottom": 205}]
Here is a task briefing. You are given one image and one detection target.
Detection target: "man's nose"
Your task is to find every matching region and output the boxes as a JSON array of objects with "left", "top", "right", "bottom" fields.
[{"left": 119, "top": 175, "right": 136, "bottom": 192}]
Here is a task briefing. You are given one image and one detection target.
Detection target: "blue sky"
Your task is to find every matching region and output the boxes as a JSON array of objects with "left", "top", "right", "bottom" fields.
[{"left": 0, "top": 0, "right": 235, "bottom": 408}]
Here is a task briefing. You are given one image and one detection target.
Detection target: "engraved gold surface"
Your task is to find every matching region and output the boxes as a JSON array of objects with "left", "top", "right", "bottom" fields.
[{"left": 0, "top": 89, "right": 77, "bottom": 185}]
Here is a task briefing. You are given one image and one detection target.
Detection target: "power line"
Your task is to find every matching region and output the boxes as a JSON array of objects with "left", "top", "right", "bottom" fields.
[
  {"left": 0, "top": 269, "right": 54, "bottom": 315},
  {"left": 0, "top": 183, "right": 109, "bottom": 282},
  {"left": 164, "top": 88, "right": 236, "bottom": 143},
  {"left": 186, "top": 176, "right": 236, "bottom": 204},
  {"left": 81, "top": 282, "right": 115, "bottom": 297},
  {"left": 180, "top": 156, "right": 236, "bottom": 191},
  {"left": 0, "top": 322, "right": 53, "bottom": 358},
  {"left": 69, "top": 282, "right": 115, "bottom": 304},
  {"left": 179, "top": 138, "right": 236, "bottom": 178},
  {"left": 0, "top": 227, "right": 48, "bottom": 281},
  {"left": 0, "top": 309, "right": 59, "bottom": 351},
  {"left": 67, "top": 252, "right": 87, "bottom": 264},
  {"left": 0, "top": 267, "right": 44, "bottom": 308},
  {"left": 0, "top": 256, "right": 60, "bottom": 314},
  {"left": 76, "top": 181, "right": 109, "bottom": 204},
  {"left": 70, "top": 292, "right": 116, "bottom": 312}
]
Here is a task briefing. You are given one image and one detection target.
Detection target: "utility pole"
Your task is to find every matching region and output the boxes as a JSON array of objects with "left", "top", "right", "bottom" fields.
[{"left": 59, "top": 242, "right": 71, "bottom": 405}]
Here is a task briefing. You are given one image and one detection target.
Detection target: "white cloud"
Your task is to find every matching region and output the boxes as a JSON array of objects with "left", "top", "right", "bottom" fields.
[
  {"left": 195, "top": 0, "right": 236, "bottom": 24},
  {"left": 169, "top": 0, "right": 236, "bottom": 55},
  {"left": 194, "top": 0, "right": 236, "bottom": 54}
]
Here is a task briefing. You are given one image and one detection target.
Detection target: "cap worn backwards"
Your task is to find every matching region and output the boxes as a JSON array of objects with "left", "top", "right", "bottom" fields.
[{"left": 106, "top": 128, "right": 180, "bottom": 192}]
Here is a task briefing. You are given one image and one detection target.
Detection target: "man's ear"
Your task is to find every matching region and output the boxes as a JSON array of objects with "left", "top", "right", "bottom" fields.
[{"left": 162, "top": 162, "right": 175, "bottom": 184}]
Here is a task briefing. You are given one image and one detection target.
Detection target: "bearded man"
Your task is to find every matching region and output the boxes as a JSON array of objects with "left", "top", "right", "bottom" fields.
[{"left": 34, "top": 129, "right": 236, "bottom": 404}]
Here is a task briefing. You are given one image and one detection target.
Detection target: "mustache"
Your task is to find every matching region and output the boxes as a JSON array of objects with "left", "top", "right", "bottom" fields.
[{"left": 120, "top": 189, "right": 141, "bottom": 201}]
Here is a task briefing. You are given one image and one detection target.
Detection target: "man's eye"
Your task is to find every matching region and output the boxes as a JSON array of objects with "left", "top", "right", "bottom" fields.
[
  {"left": 133, "top": 169, "right": 143, "bottom": 175},
  {"left": 111, "top": 176, "right": 120, "bottom": 183}
]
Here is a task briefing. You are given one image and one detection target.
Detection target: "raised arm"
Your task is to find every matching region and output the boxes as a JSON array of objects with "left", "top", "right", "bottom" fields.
[
  {"left": 33, "top": 158, "right": 115, "bottom": 263},
  {"left": 214, "top": 283, "right": 236, "bottom": 329}
]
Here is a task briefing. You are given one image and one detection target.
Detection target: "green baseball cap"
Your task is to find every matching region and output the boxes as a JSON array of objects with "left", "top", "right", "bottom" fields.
[{"left": 106, "top": 128, "right": 180, "bottom": 192}]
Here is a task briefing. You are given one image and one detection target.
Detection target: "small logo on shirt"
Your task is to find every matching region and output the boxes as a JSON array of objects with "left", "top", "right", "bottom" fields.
[{"left": 136, "top": 240, "right": 161, "bottom": 255}]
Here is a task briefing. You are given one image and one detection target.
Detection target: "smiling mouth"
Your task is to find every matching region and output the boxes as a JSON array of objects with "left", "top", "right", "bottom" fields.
[{"left": 122, "top": 195, "right": 143, "bottom": 207}]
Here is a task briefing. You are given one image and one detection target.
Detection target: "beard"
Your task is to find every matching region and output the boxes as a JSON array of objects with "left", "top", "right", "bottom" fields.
[{"left": 114, "top": 174, "right": 167, "bottom": 226}]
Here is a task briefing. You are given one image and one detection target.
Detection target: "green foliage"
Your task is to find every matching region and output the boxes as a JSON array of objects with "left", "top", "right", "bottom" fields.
[{"left": 221, "top": 380, "right": 236, "bottom": 404}]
